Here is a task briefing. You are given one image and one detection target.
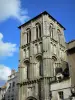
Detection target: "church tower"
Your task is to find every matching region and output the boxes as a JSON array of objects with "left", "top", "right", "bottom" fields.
[{"left": 18, "top": 11, "right": 68, "bottom": 100}]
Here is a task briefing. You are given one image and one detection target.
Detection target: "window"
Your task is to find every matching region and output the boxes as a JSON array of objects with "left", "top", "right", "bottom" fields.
[
  {"left": 36, "top": 23, "right": 41, "bottom": 39},
  {"left": 26, "top": 47, "right": 29, "bottom": 58},
  {"left": 52, "top": 56, "right": 57, "bottom": 76},
  {"left": 27, "top": 64, "right": 30, "bottom": 79},
  {"left": 12, "top": 89, "right": 14, "bottom": 91},
  {"left": 58, "top": 91, "right": 64, "bottom": 99},
  {"left": 39, "top": 60, "right": 43, "bottom": 76},
  {"left": 29, "top": 29, "right": 31, "bottom": 42},
  {"left": 24, "top": 49, "right": 26, "bottom": 58},
  {"left": 27, "top": 28, "right": 31, "bottom": 43},
  {"left": 27, "top": 65, "right": 28, "bottom": 79},
  {"left": 49, "top": 23, "right": 53, "bottom": 38},
  {"left": 27, "top": 87, "right": 35, "bottom": 96},
  {"left": 57, "top": 29, "right": 61, "bottom": 44},
  {"left": 39, "top": 24, "right": 41, "bottom": 38},
  {"left": 51, "top": 42, "right": 53, "bottom": 52},
  {"left": 8, "top": 96, "right": 10, "bottom": 98},
  {"left": 54, "top": 45, "right": 56, "bottom": 54},
  {"left": 2, "top": 94, "right": 4, "bottom": 97},
  {"left": 38, "top": 43, "right": 42, "bottom": 53},
  {"left": 34, "top": 44, "right": 37, "bottom": 54},
  {"left": 53, "top": 63, "right": 56, "bottom": 76},
  {"left": 36, "top": 25, "right": 38, "bottom": 39},
  {"left": 27, "top": 31, "right": 29, "bottom": 43},
  {"left": 12, "top": 82, "right": 15, "bottom": 87},
  {"left": 9, "top": 83, "right": 11, "bottom": 89}
]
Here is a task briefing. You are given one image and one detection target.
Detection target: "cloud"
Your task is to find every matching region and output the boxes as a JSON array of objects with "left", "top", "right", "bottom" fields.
[
  {"left": 0, "top": 0, "right": 29, "bottom": 23},
  {"left": 0, "top": 33, "right": 18, "bottom": 58},
  {"left": 0, "top": 64, "right": 11, "bottom": 81}
]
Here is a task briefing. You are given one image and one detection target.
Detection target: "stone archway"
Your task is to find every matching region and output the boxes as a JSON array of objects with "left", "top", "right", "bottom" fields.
[
  {"left": 52, "top": 55, "right": 57, "bottom": 76},
  {"left": 26, "top": 96, "right": 37, "bottom": 100}
]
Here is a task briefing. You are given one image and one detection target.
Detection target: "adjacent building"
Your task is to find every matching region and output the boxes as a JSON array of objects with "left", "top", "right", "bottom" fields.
[
  {"left": 67, "top": 40, "right": 75, "bottom": 87},
  {"left": 5, "top": 70, "right": 18, "bottom": 100},
  {"left": 0, "top": 70, "right": 18, "bottom": 100},
  {"left": 0, "top": 83, "right": 7, "bottom": 100},
  {"left": 18, "top": 11, "right": 75, "bottom": 100}
]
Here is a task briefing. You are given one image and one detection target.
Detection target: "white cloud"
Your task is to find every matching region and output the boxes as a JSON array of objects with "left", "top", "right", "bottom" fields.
[
  {"left": 0, "top": 0, "right": 29, "bottom": 23},
  {"left": 0, "top": 33, "right": 18, "bottom": 58},
  {"left": 0, "top": 64, "right": 11, "bottom": 81}
]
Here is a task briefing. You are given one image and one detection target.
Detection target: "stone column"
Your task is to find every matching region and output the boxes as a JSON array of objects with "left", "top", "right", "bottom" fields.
[{"left": 40, "top": 78, "right": 50, "bottom": 100}]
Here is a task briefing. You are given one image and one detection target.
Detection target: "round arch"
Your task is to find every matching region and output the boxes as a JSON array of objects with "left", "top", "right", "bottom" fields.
[
  {"left": 35, "top": 22, "right": 41, "bottom": 39},
  {"left": 52, "top": 55, "right": 57, "bottom": 76},
  {"left": 26, "top": 96, "right": 37, "bottom": 100},
  {"left": 52, "top": 55, "right": 57, "bottom": 61}
]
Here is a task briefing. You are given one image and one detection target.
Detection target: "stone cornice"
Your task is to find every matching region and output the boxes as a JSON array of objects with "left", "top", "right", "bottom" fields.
[{"left": 17, "top": 77, "right": 52, "bottom": 86}]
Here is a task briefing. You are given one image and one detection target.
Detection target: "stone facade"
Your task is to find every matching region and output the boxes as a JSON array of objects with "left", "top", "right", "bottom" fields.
[
  {"left": 67, "top": 40, "right": 75, "bottom": 87},
  {"left": 5, "top": 70, "right": 18, "bottom": 100},
  {"left": 0, "top": 84, "right": 7, "bottom": 100},
  {"left": 18, "top": 11, "right": 74, "bottom": 100}
]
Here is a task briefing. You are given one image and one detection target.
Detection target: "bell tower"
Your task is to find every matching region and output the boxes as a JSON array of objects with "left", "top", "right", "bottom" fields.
[{"left": 18, "top": 11, "right": 68, "bottom": 100}]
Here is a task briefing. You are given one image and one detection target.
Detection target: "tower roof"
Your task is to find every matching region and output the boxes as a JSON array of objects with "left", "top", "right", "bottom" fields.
[{"left": 18, "top": 11, "right": 66, "bottom": 30}]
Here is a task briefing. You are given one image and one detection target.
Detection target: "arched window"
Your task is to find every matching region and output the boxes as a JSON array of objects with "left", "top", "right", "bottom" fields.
[
  {"left": 52, "top": 56, "right": 57, "bottom": 76},
  {"left": 54, "top": 44, "right": 56, "bottom": 54},
  {"left": 12, "top": 82, "right": 15, "bottom": 87},
  {"left": 36, "top": 23, "right": 41, "bottom": 39},
  {"left": 26, "top": 28, "right": 31, "bottom": 43},
  {"left": 27, "top": 64, "right": 29, "bottom": 79},
  {"left": 29, "top": 29, "right": 31, "bottom": 42},
  {"left": 49, "top": 23, "right": 53, "bottom": 38},
  {"left": 57, "top": 29, "right": 61, "bottom": 44},
  {"left": 39, "top": 59, "right": 43, "bottom": 76},
  {"left": 36, "top": 60, "right": 43, "bottom": 77},
  {"left": 51, "top": 42, "right": 53, "bottom": 52},
  {"left": 35, "top": 53, "right": 42, "bottom": 76}
]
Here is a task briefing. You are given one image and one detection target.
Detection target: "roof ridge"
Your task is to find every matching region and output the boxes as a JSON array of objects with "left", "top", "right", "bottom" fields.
[{"left": 18, "top": 11, "right": 65, "bottom": 30}]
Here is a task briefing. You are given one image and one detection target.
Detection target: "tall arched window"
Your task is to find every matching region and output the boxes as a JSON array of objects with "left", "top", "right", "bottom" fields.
[
  {"left": 36, "top": 23, "right": 41, "bottom": 39},
  {"left": 57, "top": 29, "right": 61, "bottom": 44},
  {"left": 26, "top": 28, "right": 31, "bottom": 43},
  {"left": 29, "top": 29, "right": 31, "bottom": 42},
  {"left": 27, "top": 64, "right": 30, "bottom": 79},
  {"left": 39, "top": 59, "right": 43, "bottom": 76},
  {"left": 49, "top": 23, "right": 53, "bottom": 38},
  {"left": 36, "top": 59, "right": 43, "bottom": 77},
  {"left": 54, "top": 44, "right": 56, "bottom": 54},
  {"left": 52, "top": 56, "right": 57, "bottom": 76}
]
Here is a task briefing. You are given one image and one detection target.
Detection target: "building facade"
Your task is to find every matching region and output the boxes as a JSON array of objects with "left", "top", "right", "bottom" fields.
[
  {"left": 0, "top": 84, "right": 7, "bottom": 100},
  {"left": 5, "top": 70, "right": 18, "bottom": 100},
  {"left": 18, "top": 11, "right": 75, "bottom": 100},
  {"left": 67, "top": 40, "right": 75, "bottom": 87}
]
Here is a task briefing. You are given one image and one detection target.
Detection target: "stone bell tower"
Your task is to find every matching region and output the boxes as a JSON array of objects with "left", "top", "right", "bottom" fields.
[{"left": 18, "top": 11, "right": 67, "bottom": 100}]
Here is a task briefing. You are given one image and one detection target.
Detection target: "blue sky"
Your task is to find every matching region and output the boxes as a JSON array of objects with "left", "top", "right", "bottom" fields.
[{"left": 0, "top": 0, "right": 75, "bottom": 86}]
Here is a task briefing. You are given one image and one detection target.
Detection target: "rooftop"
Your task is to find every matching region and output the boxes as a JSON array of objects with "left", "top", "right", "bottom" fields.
[
  {"left": 67, "top": 40, "right": 75, "bottom": 51},
  {"left": 18, "top": 11, "right": 66, "bottom": 30},
  {"left": 67, "top": 40, "right": 75, "bottom": 44},
  {"left": 1, "top": 83, "right": 7, "bottom": 89}
]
